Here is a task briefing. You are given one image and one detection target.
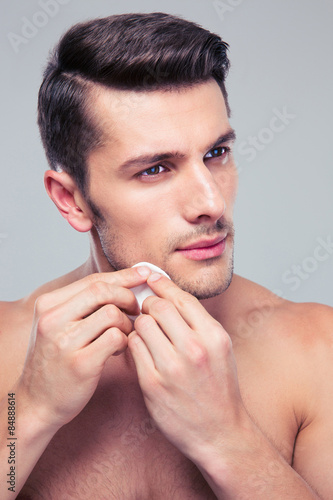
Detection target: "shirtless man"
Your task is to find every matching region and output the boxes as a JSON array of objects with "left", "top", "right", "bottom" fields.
[{"left": 1, "top": 12, "right": 332, "bottom": 500}]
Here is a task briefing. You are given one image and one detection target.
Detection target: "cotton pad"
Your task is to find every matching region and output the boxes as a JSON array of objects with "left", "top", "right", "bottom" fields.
[{"left": 128, "top": 262, "right": 170, "bottom": 320}]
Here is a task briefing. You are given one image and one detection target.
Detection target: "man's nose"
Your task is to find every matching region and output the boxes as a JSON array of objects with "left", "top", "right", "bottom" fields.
[{"left": 181, "top": 163, "right": 226, "bottom": 223}]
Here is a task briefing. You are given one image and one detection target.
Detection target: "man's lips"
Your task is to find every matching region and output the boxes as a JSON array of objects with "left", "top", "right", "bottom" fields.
[
  {"left": 176, "top": 235, "right": 228, "bottom": 260},
  {"left": 177, "top": 235, "right": 227, "bottom": 251}
]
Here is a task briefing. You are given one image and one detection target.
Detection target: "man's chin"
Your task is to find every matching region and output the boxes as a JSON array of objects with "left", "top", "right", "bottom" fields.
[
  {"left": 168, "top": 261, "right": 234, "bottom": 300},
  {"left": 177, "top": 278, "right": 233, "bottom": 300}
]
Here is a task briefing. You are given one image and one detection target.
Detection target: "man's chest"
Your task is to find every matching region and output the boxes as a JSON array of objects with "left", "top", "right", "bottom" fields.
[
  {"left": 19, "top": 412, "right": 217, "bottom": 500},
  {"left": 18, "top": 351, "right": 298, "bottom": 500},
  {"left": 18, "top": 376, "right": 218, "bottom": 499}
]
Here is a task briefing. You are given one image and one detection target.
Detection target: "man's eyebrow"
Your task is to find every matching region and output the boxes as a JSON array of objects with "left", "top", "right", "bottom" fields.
[
  {"left": 118, "top": 128, "right": 236, "bottom": 171},
  {"left": 207, "top": 129, "right": 236, "bottom": 151}
]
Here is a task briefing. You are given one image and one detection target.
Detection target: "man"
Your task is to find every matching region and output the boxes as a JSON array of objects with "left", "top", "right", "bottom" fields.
[{"left": 0, "top": 12, "right": 332, "bottom": 499}]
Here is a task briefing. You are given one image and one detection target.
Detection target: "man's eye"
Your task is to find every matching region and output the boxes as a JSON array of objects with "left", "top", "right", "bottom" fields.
[
  {"left": 205, "top": 146, "right": 231, "bottom": 159},
  {"left": 140, "top": 165, "right": 166, "bottom": 176}
]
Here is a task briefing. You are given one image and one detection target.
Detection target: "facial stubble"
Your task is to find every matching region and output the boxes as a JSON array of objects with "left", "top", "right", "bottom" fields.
[{"left": 90, "top": 199, "right": 235, "bottom": 300}]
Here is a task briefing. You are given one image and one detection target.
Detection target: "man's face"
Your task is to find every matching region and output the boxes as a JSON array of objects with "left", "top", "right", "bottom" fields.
[{"left": 86, "top": 80, "right": 238, "bottom": 299}]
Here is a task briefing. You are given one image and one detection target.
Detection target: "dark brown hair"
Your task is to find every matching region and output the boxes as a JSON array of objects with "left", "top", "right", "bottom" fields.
[{"left": 38, "top": 12, "right": 230, "bottom": 194}]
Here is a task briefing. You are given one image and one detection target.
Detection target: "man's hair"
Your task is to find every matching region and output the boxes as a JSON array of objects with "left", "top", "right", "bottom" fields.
[{"left": 38, "top": 12, "right": 230, "bottom": 194}]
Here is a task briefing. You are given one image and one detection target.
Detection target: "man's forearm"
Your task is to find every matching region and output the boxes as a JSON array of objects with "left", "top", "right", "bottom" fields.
[{"left": 195, "top": 421, "right": 320, "bottom": 500}]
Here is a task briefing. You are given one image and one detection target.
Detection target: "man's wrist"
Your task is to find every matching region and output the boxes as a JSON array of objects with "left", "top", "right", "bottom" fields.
[
  {"left": 190, "top": 416, "right": 319, "bottom": 500},
  {"left": 15, "top": 381, "right": 62, "bottom": 443},
  {"left": 189, "top": 413, "right": 281, "bottom": 497}
]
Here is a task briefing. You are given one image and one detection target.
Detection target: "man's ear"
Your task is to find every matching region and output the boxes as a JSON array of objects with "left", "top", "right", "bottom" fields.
[{"left": 44, "top": 170, "right": 93, "bottom": 233}]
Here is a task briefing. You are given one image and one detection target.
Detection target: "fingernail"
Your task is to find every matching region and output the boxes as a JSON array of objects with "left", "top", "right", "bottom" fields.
[
  {"left": 132, "top": 334, "right": 142, "bottom": 345},
  {"left": 149, "top": 272, "right": 162, "bottom": 282},
  {"left": 137, "top": 266, "right": 151, "bottom": 277}
]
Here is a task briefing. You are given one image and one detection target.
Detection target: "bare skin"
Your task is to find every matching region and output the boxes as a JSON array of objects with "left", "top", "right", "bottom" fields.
[
  {"left": 1, "top": 270, "right": 332, "bottom": 499},
  {"left": 1, "top": 80, "right": 333, "bottom": 499}
]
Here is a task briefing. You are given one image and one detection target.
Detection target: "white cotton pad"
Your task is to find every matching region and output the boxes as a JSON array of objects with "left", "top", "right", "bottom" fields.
[{"left": 128, "top": 262, "right": 170, "bottom": 320}]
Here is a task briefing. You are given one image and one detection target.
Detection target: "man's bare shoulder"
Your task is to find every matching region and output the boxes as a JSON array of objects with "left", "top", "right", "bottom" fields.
[
  {"left": 229, "top": 274, "right": 333, "bottom": 342},
  {"left": 229, "top": 276, "right": 333, "bottom": 434},
  {"left": 230, "top": 275, "right": 333, "bottom": 397},
  {"left": 228, "top": 275, "right": 332, "bottom": 380}
]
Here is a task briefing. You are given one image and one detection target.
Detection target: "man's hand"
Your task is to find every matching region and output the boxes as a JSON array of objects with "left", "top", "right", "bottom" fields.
[
  {"left": 18, "top": 266, "right": 151, "bottom": 431},
  {"left": 128, "top": 272, "right": 247, "bottom": 462},
  {"left": 128, "top": 273, "right": 323, "bottom": 500}
]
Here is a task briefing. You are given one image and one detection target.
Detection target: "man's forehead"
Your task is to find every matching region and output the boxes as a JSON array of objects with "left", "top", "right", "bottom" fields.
[
  {"left": 90, "top": 80, "right": 230, "bottom": 150},
  {"left": 93, "top": 79, "right": 226, "bottom": 121}
]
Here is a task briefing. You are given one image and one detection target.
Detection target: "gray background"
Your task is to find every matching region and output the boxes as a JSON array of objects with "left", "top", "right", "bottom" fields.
[{"left": 1, "top": 0, "right": 332, "bottom": 305}]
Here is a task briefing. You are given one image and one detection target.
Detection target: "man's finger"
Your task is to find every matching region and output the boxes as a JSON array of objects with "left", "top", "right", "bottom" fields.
[
  {"left": 36, "top": 266, "right": 152, "bottom": 310},
  {"left": 146, "top": 273, "right": 212, "bottom": 331},
  {"left": 42, "top": 285, "right": 142, "bottom": 331},
  {"left": 140, "top": 297, "right": 193, "bottom": 351},
  {"left": 65, "top": 304, "right": 134, "bottom": 350},
  {"left": 134, "top": 314, "right": 177, "bottom": 368},
  {"left": 80, "top": 327, "right": 129, "bottom": 368},
  {"left": 128, "top": 330, "right": 156, "bottom": 382}
]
